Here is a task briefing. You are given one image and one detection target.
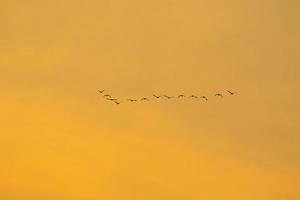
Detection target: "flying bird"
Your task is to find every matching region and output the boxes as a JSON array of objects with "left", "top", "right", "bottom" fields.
[
  {"left": 178, "top": 95, "right": 185, "bottom": 98},
  {"left": 141, "top": 97, "right": 149, "bottom": 101},
  {"left": 227, "top": 90, "right": 236, "bottom": 95},
  {"left": 98, "top": 89, "right": 105, "bottom": 94},
  {"left": 113, "top": 101, "right": 121, "bottom": 105},
  {"left": 189, "top": 95, "right": 198, "bottom": 98},
  {"left": 215, "top": 93, "right": 223, "bottom": 98},
  {"left": 107, "top": 98, "right": 118, "bottom": 101},
  {"left": 200, "top": 96, "right": 208, "bottom": 101},
  {"left": 127, "top": 99, "right": 138, "bottom": 102},
  {"left": 153, "top": 95, "right": 161, "bottom": 98},
  {"left": 163, "top": 95, "right": 174, "bottom": 99},
  {"left": 103, "top": 94, "right": 111, "bottom": 98}
]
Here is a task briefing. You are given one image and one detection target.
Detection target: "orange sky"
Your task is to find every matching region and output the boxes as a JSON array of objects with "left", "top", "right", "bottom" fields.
[{"left": 1, "top": 0, "right": 299, "bottom": 199}]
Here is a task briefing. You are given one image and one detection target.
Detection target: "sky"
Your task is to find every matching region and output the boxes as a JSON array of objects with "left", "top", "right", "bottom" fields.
[{"left": 0, "top": 0, "right": 299, "bottom": 199}]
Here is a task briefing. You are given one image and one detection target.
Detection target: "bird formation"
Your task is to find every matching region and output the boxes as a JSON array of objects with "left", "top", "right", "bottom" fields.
[{"left": 97, "top": 89, "right": 237, "bottom": 105}]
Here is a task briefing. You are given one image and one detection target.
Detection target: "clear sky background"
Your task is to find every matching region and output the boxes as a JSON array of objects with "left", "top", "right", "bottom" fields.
[{"left": 0, "top": 0, "right": 299, "bottom": 199}]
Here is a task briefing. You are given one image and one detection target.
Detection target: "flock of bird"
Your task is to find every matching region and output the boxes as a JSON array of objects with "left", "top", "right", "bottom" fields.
[{"left": 97, "top": 89, "right": 237, "bottom": 105}]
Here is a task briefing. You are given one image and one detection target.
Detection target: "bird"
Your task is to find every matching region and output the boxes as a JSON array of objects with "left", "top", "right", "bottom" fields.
[
  {"left": 98, "top": 89, "right": 105, "bottom": 94},
  {"left": 103, "top": 94, "right": 111, "bottom": 98},
  {"left": 163, "top": 95, "right": 174, "bottom": 99},
  {"left": 215, "top": 93, "right": 223, "bottom": 98},
  {"left": 189, "top": 95, "right": 198, "bottom": 98},
  {"left": 178, "top": 95, "right": 185, "bottom": 98},
  {"left": 227, "top": 90, "right": 236, "bottom": 95},
  {"left": 200, "top": 96, "right": 208, "bottom": 101},
  {"left": 107, "top": 98, "right": 118, "bottom": 101},
  {"left": 141, "top": 97, "right": 149, "bottom": 101},
  {"left": 127, "top": 99, "right": 138, "bottom": 102},
  {"left": 153, "top": 95, "right": 161, "bottom": 98},
  {"left": 113, "top": 101, "right": 121, "bottom": 105}
]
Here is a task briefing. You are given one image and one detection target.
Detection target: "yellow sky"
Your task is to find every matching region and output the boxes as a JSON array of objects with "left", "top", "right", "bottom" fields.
[{"left": 1, "top": 0, "right": 299, "bottom": 199}]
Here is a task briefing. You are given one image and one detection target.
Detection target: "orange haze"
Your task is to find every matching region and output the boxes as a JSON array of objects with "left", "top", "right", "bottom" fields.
[{"left": 1, "top": 0, "right": 299, "bottom": 199}]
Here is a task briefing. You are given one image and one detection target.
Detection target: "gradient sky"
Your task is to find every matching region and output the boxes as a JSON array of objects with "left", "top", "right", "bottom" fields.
[{"left": 1, "top": 0, "right": 299, "bottom": 199}]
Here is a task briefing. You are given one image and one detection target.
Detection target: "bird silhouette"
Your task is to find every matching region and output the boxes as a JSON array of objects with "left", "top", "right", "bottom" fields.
[
  {"left": 98, "top": 89, "right": 105, "bottom": 94},
  {"left": 200, "top": 96, "right": 208, "bottom": 101},
  {"left": 189, "top": 95, "right": 198, "bottom": 98},
  {"left": 215, "top": 93, "right": 223, "bottom": 98},
  {"left": 107, "top": 98, "right": 118, "bottom": 101},
  {"left": 127, "top": 99, "right": 138, "bottom": 102},
  {"left": 103, "top": 94, "right": 111, "bottom": 98},
  {"left": 141, "top": 97, "right": 149, "bottom": 101},
  {"left": 178, "top": 95, "right": 185, "bottom": 98},
  {"left": 153, "top": 95, "right": 161, "bottom": 98},
  {"left": 163, "top": 95, "right": 174, "bottom": 99},
  {"left": 227, "top": 90, "right": 236, "bottom": 95},
  {"left": 113, "top": 101, "right": 121, "bottom": 105}
]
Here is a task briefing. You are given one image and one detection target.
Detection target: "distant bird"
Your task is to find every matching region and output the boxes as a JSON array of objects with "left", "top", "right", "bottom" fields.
[
  {"left": 215, "top": 93, "right": 223, "bottom": 98},
  {"left": 227, "top": 90, "right": 236, "bottom": 95},
  {"left": 141, "top": 97, "right": 149, "bottom": 101},
  {"left": 103, "top": 94, "right": 111, "bottom": 98},
  {"left": 200, "top": 96, "right": 208, "bottom": 101},
  {"left": 98, "top": 89, "right": 105, "bottom": 94},
  {"left": 127, "top": 99, "right": 138, "bottom": 102},
  {"left": 178, "top": 95, "right": 185, "bottom": 98},
  {"left": 189, "top": 95, "right": 198, "bottom": 98},
  {"left": 107, "top": 98, "right": 118, "bottom": 101},
  {"left": 153, "top": 95, "right": 161, "bottom": 99},
  {"left": 163, "top": 95, "right": 174, "bottom": 99},
  {"left": 113, "top": 101, "right": 121, "bottom": 105}
]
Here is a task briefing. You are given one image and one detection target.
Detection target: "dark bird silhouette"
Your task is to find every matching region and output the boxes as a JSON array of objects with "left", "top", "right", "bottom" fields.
[
  {"left": 215, "top": 93, "right": 223, "bottom": 98},
  {"left": 113, "top": 101, "right": 121, "bottom": 105},
  {"left": 227, "top": 90, "right": 236, "bottom": 95},
  {"left": 141, "top": 97, "right": 149, "bottom": 101},
  {"left": 127, "top": 99, "right": 138, "bottom": 102},
  {"left": 103, "top": 94, "right": 111, "bottom": 98},
  {"left": 153, "top": 95, "right": 161, "bottom": 98},
  {"left": 189, "top": 95, "right": 198, "bottom": 98},
  {"left": 107, "top": 98, "right": 118, "bottom": 101},
  {"left": 163, "top": 95, "right": 174, "bottom": 99},
  {"left": 200, "top": 96, "right": 208, "bottom": 101},
  {"left": 178, "top": 95, "right": 185, "bottom": 98},
  {"left": 98, "top": 89, "right": 105, "bottom": 94}
]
